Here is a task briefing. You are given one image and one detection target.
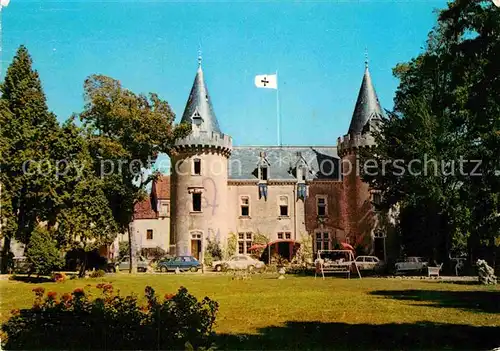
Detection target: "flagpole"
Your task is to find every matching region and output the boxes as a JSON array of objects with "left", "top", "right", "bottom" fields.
[{"left": 276, "top": 69, "right": 281, "bottom": 147}]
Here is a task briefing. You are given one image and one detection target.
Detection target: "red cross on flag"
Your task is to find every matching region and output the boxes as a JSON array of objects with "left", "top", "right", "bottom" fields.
[{"left": 255, "top": 74, "right": 277, "bottom": 89}]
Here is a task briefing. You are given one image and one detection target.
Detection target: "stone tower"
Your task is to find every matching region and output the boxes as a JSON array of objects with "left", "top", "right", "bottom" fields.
[
  {"left": 338, "top": 59, "right": 383, "bottom": 254},
  {"left": 169, "top": 58, "right": 232, "bottom": 260}
]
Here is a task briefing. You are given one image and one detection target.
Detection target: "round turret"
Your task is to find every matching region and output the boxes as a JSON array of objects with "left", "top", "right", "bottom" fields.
[{"left": 170, "top": 63, "right": 232, "bottom": 262}]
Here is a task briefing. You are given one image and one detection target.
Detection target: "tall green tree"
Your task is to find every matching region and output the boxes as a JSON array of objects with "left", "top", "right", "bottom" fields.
[
  {"left": 79, "top": 75, "right": 189, "bottom": 273},
  {"left": 0, "top": 46, "right": 59, "bottom": 272},
  {"left": 47, "top": 120, "right": 119, "bottom": 276},
  {"left": 361, "top": 0, "right": 500, "bottom": 264}
]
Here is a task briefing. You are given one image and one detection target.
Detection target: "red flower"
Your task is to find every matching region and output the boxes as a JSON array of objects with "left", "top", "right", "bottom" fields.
[
  {"left": 164, "top": 293, "right": 174, "bottom": 300},
  {"left": 47, "top": 291, "right": 57, "bottom": 300},
  {"left": 72, "top": 288, "right": 85, "bottom": 297},
  {"left": 61, "top": 293, "right": 72, "bottom": 302},
  {"left": 96, "top": 283, "right": 105, "bottom": 289}
]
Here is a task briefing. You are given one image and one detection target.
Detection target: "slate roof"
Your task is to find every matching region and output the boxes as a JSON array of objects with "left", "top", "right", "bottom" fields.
[
  {"left": 348, "top": 65, "right": 384, "bottom": 135},
  {"left": 228, "top": 146, "right": 340, "bottom": 181},
  {"left": 180, "top": 65, "right": 221, "bottom": 134}
]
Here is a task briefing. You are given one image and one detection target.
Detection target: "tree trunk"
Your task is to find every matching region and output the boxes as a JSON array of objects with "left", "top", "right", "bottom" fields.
[
  {"left": 78, "top": 253, "right": 87, "bottom": 278},
  {"left": 0, "top": 236, "right": 12, "bottom": 274},
  {"left": 128, "top": 222, "right": 138, "bottom": 274}
]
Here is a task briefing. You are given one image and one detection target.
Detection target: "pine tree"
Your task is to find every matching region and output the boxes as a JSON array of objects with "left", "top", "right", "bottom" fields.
[{"left": 0, "top": 45, "right": 59, "bottom": 272}]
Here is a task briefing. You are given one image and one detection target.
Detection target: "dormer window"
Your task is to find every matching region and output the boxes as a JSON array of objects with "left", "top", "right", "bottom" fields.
[
  {"left": 294, "top": 151, "right": 309, "bottom": 182},
  {"left": 260, "top": 166, "right": 268, "bottom": 181},
  {"left": 297, "top": 166, "right": 307, "bottom": 182},
  {"left": 193, "top": 158, "right": 201, "bottom": 175},
  {"left": 257, "top": 151, "right": 270, "bottom": 182},
  {"left": 191, "top": 109, "right": 203, "bottom": 126}
]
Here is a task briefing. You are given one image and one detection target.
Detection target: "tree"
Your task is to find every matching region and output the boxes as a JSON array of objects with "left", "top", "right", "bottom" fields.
[
  {"left": 0, "top": 45, "right": 59, "bottom": 272},
  {"left": 361, "top": 0, "right": 500, "bottom": 264},
  {"left": 47, "top": 120, "right": 119, "bottom": 276},
  {"left": 26, "top": 225, "right": 64, "bottom": 276},
  {"left": 79, "top": 75, "right": 189, "bottom": 273}
]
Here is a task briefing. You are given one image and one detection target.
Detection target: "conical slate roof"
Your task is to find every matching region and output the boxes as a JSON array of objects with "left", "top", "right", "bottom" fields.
[
  {"left": 348, "top": 65, "right": 384, "bottom": 135},
  {"left": 180, "top": 65, "right": 221, "bottom": 134}
]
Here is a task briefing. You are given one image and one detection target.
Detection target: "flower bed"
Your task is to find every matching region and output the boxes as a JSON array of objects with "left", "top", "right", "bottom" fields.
[{"left": 2, "top": 284, "right": 219, "bottom": 350}]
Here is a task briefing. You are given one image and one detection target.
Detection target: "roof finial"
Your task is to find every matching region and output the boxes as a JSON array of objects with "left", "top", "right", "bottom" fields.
[
  {"left": 198, "top": 46, "right": 202, "bottom": 68},
  {"left": 364, "top": 47, "right": 369, "bottom": 69}
]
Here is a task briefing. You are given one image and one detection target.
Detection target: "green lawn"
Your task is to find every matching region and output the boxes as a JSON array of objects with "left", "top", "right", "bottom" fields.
[{"left": 1, "top": 274, "right": 499, "bottom": 350}]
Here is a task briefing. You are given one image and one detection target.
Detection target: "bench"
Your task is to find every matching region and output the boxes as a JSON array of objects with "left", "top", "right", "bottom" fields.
[
  {"left": 427, "top": 263, "right": 443, "bottom": 277},
  {"left": 315, "top": 260, "right": 352, "bottom": 279}
]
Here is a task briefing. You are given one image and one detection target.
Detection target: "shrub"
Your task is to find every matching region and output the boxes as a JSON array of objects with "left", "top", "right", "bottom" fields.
[
  {"left": 141, "top": 246, "right": 167, "bottom": 261},
  {"left": 89, "top": 269, "right": 105, "bottom": 278},
  {"left": 26, "top": 226, "right": 64, "bottom": 276},
  {"left": 2, "top": 284, "right": 219, "bottom": 350}
]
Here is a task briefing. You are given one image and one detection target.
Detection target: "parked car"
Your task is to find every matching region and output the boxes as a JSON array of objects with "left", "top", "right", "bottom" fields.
[
  {"left": 157, "top": 256, "right": 202, "bottom": 272},
  {"left": 394, "top": 257, "right": 428, "bottom": 274},
  {"left": 355, "top": 255, "right": 384, "bottom": 271},
  {"left": 12, "top": 256, "right": 31, "bottom": 274},
  {"left": 107, "top": 255, "right": 149, "bottom": 273},
  {"left": 212, "top": 254, "right": 266, "bottom": 272}
]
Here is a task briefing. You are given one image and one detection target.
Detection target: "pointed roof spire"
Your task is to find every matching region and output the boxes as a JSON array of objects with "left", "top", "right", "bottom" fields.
[
  {"left": 180, "top": 54, "right": 221, "bottom": 133},
  {"left": 348, "top": 57, "right": 384, "bottom": 135},
  {"left": 364, "top": 48, "right": 369, "bottom": 69}
]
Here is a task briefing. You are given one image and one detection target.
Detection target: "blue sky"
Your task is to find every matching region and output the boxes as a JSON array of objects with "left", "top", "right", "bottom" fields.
[{"left": 3, "top": 0, "right": 447, "bottom": 147}]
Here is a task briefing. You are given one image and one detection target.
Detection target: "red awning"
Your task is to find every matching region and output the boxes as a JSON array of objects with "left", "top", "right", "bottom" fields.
[
  {"left": 341, "top": 242, "right": 355, "bottom": 251},
  {"left": 248, "top": 244, "right": 267, "bottom": 251}
]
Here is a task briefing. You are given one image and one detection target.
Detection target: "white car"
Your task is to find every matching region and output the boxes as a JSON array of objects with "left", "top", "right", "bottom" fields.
[
  {"left": 355, "top": 255, "right": 384, "bottom": 271},
  {"left": 394, "top": 257, "right": 428, "bottom": 274},
  {"left": 212, "top": 255, "right": 265, "bottom": 272}
]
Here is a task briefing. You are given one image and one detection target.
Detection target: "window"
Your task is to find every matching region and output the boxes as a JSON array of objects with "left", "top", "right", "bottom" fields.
[
  {"left": 146, "top": 229, "right": 153, "bottom": 240},
  {"left": 159, "top": 201, "right": 169, "bottom": 217},
  {"left": 192, "top": 193, "right": 202, "bottom": 212},
  {"left": 260, "top": 166, "right": 268, "bottom": 181},
  {"left": 373, "top": 193, "right": 382, "bottom": 205},
  {"left": 315, "top": 232, "right": 330, "bottom": 251},
  {"left": 297, "top": 166, "right": 307, "bottom": 182},
  {"left": 193, "top": 159, "right": 201, "bottom": 175},
  {"left": 238, "top": 232, "right": 253, "bottom": 254},
  {"left": 240, "top": 196, "right": 250, "bottom": 217},
  {"left": 277, "top": 232, "right": 291, "bottom": 240},
  {"left": 279, "top": 196, "right": 289, "bottom": 216},
  {"left": 317, "top": 196, "right": 327, "bottom": 216}
]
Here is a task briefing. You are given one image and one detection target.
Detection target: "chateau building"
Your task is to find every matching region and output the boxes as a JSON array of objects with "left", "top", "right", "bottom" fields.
[{"left": 130, "top": 58, "right": 385, "bottom": 262}]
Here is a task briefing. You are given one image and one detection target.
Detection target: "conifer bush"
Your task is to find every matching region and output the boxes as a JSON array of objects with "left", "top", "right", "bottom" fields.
[
  {"left": 25, "top": 226, "right": 64, "bottom": 276},
  {"left": 2, "top": 284, "right": 219, "bottom": 350}
]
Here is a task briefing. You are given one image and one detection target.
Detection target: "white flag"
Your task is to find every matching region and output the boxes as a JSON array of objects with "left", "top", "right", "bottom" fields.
[
  {"left": 0, "top": 0, "right": 10, "bottom": 7},
  {"left": 255, "top": 74, "right": 277, "bottom": 89}
]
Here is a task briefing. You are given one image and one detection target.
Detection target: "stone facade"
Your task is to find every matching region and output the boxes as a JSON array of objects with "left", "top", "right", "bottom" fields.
[{"left": 129, "top": 61, "right": 387, "bottom": 262}]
